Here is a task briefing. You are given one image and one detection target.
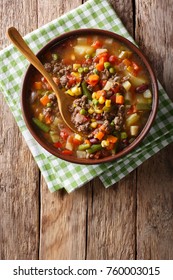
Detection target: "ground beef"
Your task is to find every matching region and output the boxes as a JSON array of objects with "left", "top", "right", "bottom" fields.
[
  {"left": 44, "top": 62, "right": 52, "bottom": 72},
  {"left": 100, "top": 69, "right": 110, "bottom": 80},
  {"left": 48, "top": 93, "right": 56, "bottom": 101},
  {"left": 60, "top": 75, "right": 68, "bottom": 87},
  {"left": 113, "top": 105, "right": 125, "bottom": 131},
  {"left": 72, "top": 95, "right": 89, "bottom": 110}
]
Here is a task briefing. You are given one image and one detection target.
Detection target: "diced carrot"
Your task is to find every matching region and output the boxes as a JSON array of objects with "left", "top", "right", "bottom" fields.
[
  {"left": 106, "top": 142, "right": 115, "bottom": 150},
  {"left": 45, "top": 115, "right": 52, "bottom": 124},
  {"left": 99, "top": 56, "right": 108, "bottom": 64},
  {"left": 40, "top": 95, "right": 50, "bottom": 106},
  {"left": 87, "top": 74, "right": 100, "bottom": 86},
  {"left": 61, "top": 149, "right": 73, "bottom": 155},
  {"left": 116, "top": 94, "right": 124, "bottom": 104},
  {"left": 122, "top": 58, "right": 131, "bottom": 67},
  {"left": 98, "top": 52, "right": 109, "bottom": 61},
  {"left": 95, "top": 90, "right": 106, "bottom": 99},
  {"left": 87, "top": 37, "right": 93, "bottom": 44},
  {"left": 84, "top": 139, "right": 91, "bottom": 145},
  {"left": 91, "top": 40, "right": 102, "bottom": 49},
  {"left": 94, "top": 131, "right": 105, "bottom": 140},
  {"left": 95, "top": 63, "right": 104, "bottom": 71},
  {"left": 107, "top": 135, "right": 118, "bottom": 144},
  {"left": 33, "top": 81, "right": 42, "bottom": 90}
]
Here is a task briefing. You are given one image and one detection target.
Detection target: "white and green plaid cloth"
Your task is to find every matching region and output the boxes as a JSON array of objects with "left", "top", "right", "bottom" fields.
[{"left": 0, "top": 0, "right": 173, "bottom": 193}]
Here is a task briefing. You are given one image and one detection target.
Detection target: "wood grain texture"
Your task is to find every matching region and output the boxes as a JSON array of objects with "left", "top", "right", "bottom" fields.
[
  {"left": 1, "top": 0, "right": 173, "bottom": 261},
  {"left": 0, "top": 0, "right": 39, "bottom": 259},
  {"left": 38, "top": 0, "right": 89, "bottom": 260},
  {"left": 135, "top": 0, "right": 173, "bottom": 259}
]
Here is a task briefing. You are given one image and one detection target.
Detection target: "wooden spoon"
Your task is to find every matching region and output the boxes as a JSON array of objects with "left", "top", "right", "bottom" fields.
[{"left": 7, "top": 27, "right": 78, "bottom": 133}]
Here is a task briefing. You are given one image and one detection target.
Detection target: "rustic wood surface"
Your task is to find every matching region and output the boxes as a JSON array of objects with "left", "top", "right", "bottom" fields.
[{"left": 0, "top": 0, "right": 173, "bottom": 260}]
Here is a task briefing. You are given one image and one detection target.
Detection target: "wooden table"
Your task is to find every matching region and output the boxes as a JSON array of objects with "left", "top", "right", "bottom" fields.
[{"left": 0, "top": 0, "right": 173, "bottom": 260}]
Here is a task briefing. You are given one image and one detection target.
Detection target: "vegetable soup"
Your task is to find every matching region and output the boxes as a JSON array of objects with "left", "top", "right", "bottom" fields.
[{"left": 29, "top": 34, "right": 153, "bottom": 160}]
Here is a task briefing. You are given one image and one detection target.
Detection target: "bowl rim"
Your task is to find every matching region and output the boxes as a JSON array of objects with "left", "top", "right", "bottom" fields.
[{"left": 21, "top": 28, "right": 158, "bottom": 165}]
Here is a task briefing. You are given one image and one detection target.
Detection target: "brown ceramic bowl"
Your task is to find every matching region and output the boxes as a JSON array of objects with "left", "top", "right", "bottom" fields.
[{"left": 21, "top": 28, "right": 158, "bottom": 164}]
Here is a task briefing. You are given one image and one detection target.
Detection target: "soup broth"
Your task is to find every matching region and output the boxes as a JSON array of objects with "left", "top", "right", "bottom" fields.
[{"left": 29, "top": 34, "right": 152, "bottom": 160}]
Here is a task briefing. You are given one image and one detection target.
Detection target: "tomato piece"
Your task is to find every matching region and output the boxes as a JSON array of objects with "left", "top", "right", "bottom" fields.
[
  {"left": 91, "top": 40, "right": 102, "bottom": 49},
  {"left": 60, "top": 129, "right": 70, "bottom": 140},
  {"left": 53, "top": 142, "right": 62, "bottom": 148},
  {"left": 61, "top": 149, "right": 73, "bottom": 155},
  {"left": 109, "top": 55, "right": 119, "bottom": 64}
]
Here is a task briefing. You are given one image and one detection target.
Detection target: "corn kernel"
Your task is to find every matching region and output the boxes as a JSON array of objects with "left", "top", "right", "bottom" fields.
[
  {"left": 95, "top": 108, "right": 103, "bottom": 114},
  {"left": 88, "top": 107, "right": 94, "bottom": 114},
  {"left": 90, "top": 122, "right": 98, "bottom": 128},
  {"left": 73, "top": 63, "right": 81, "bottom": 71},
  {"left": 74, "top": 134, "right": 83, "bottom": 141},
  {"left": 65, "top": 89, "right": 74, "bottom": 96},
  {"left": 71, "top": 86, "right": 82, "bottom": 96},
  {"left": 101, "top": 140, "right": 109, "bottom": 147},
  {"left": 92, "top": 92, "right": 97, "bottom": 99},
  {"left": 99, "top": 96, "right": 106, "bottom": 104},
  {"left": 105, "top": 99, "right": 111, "bottom": 107},
  {"left": 71, "top": 72, "right": 81, "bottom": 78}
]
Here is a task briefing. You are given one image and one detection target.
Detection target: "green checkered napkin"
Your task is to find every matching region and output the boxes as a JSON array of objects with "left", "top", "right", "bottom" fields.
[{"left": 0, "top": 0, "right": 173, "bottom": 193}]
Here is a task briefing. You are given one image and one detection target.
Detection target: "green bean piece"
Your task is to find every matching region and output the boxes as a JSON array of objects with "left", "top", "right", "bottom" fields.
[
  {"left": 87, "top": 144, "right": 102, "bottom": 154},
  {"left": 81, "top": 82, "right": 92, "bottom": 100},
  {"left": 78, "top": 143, "right": 91, "bottom": 151},
  {"left": 32, "top": 118, "right": 50, "bottom": 133}
]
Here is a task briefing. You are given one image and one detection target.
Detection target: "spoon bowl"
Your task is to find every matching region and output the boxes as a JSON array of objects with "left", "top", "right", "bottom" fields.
[{"left": 7, "top": 27, "right": 78, "bottom": 133}]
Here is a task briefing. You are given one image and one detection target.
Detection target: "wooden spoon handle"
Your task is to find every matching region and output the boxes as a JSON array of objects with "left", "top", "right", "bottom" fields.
[{"left": 7, "top": 27, "right": 60, "bottom": 101}]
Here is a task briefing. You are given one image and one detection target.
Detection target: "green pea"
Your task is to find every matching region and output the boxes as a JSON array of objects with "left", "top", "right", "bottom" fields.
[
  {"left": 78, "top": 67, "right": 84, "bottom": 73},
  {"left": 85, "top": 54, "right": 91, "bottom": 59},
  {"left": 109, "top": 67, "right": 115, "bottom": 74},
  {"left": 84, "top": 67, "right": 89, "bottom": 73},
  {"left": 80, "top": 108, "right": 87, "bottom": 115},
  {"left": 52, "top": 53, "right": 59, "bottom": 60},
  {"left": 93, "top": 69, "right": 99, "bottom": 74},
  {"left": 104, "top": 62, "right": 111, "bottom": 69},
  {"left": 92, "top": 99, "right": 99, "bottom": 105},
  {"left": 46, "top": 102, "right": 52, "bottom": 107}
]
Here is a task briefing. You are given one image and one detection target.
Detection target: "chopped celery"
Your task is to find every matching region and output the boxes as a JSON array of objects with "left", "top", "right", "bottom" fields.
[
  {"left": 49, "top": 131, "right": 60, "bottom": 143},
  {"left": 74, "top": 45, "right": 94, "bottom": 56},
  {"left": 126, "top": 113, "right": 140, "bottom": 127},
  {"left": 118, "top": 50, "right": 132, "bottom": 59},
  {"left": 136, "top": 103, "right": 152, "bottom": 110},
  {"left": 130, "top": 125, "right": 139, "bottom": 136}
]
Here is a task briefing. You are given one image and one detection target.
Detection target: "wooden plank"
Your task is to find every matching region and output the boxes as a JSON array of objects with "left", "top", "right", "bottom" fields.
[
  {"left": 0, "top": 0, "right": 39, "bottom": 259},
  {"left": 86, "top": 1, "right": 137, "bottom": 260},
  {"left": 135, "top": 0, "right": 173, "bottom": 259},
  {"left": 38, "top": 0, "right": 89, "bottom": 260}
]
